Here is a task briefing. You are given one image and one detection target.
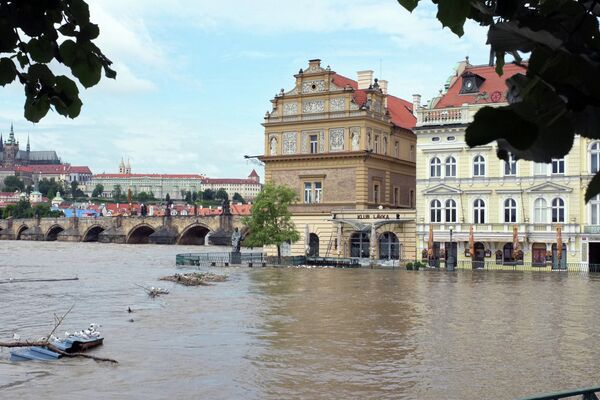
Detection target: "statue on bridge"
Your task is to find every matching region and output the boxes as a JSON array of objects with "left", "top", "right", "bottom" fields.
[{"left": 231, "top": 227, "right": 243, "bottom": 253}]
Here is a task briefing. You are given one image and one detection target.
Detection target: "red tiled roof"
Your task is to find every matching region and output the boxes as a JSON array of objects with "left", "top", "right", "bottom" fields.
[
  {"left": 248, "top": 169, "right": 259, "bottom": 178},
  {"left": 434, "top": 63, "right": 526, "bottom": 109},
  {"left": 70, "top": 166, "right": 92, "bottom": 174},
  {"left": 94, "top": 173, "right": 204, "bottom": 179},
  {"left": 331, "top": 73, "right": 415, "bottom": 130}
]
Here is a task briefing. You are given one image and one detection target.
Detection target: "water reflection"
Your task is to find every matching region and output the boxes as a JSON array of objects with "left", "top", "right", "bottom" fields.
[{"left": 0, "top": 242, "right": 600, "bottom": 399}]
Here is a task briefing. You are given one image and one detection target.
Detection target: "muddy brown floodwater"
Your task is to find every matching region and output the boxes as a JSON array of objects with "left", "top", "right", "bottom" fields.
[{"left": 1, "top": 241, "right": 600, "bottom": 399}]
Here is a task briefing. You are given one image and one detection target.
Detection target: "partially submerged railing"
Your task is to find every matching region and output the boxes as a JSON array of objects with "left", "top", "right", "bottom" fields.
[
  {"left": 176, "top": 252, "right": 267, "bottom": 267},
  {"left": 517, "top": 385, "right": 600, "bottom": 399}
]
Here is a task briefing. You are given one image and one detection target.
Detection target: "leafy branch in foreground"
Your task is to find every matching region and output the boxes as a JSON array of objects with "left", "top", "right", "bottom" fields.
[
  {"left": 397, "top": 0, "right": 600, "bottom": 201},
  {"left": 0, "top": 0, "right": 116, "bottom": 122}
]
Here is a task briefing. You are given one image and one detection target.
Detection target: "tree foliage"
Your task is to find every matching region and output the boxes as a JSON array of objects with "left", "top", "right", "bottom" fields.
[
  {"left": 38, "top": 178, "right": 61, "bottom": 199},
  {"left": 0, "top": 0, "right": 116, "bottom": 122},
  {"left": 2, "top": 200, "right": 62, "bottom": 219},
  {"left": 215, "top": 188, "right": 229, "bottom": 201},
  {"left": 232, "top": 192, "right": 246, "bottom": 204},
  {"left": 91, "top": 183, "right": 104, "bottom": 197},
  {"left": 3, "top": 175, "right": 24, "bottom": 192},
  {"left": 242, "top": 183, "right": 300, "bottom": 258},
  {"left": 397, "top": 0, "right": 600, "bottom": 201},
  {"left": 112, "top": 184, "right": 122, "bottom": 202}
]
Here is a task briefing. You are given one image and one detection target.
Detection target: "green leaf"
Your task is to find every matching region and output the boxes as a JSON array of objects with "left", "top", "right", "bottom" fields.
[
  {"left": 397, "top": 0, "right": 420, "bottom": 12},
  {"left": 72, "top": 53, "right": 102, "bottom": 88},
  {"left": 52, "top": 75, "right": 82, "bottom": 118},
  {"left": 0, "top": 19, "right": 18, "bottom": 52},
  {"left": 67, "top": 0, "right": 91, "bottom": 23},
  {"left": 585, "top": 172, "right": 600, "bottom": 202},
  {"left": 0, "top": 58, "right": 17, "bottom": 86},
  {"left": 16, "top": 52, "right": 29, "bottom": 69},
  {"left": 79, "top": 23, "right": 100, "bottom": 41},
  {"left": 436, "top": 0, "right": 471, "bottom": 37},
  {"left": 28, "top": 64, "right": 56, "bottom": 85},
  {"left": 58, "top": 23, "right": 77, "bottom": 37},
  {"left": 466, "top": 106, "right": 538, "bottom": 149},
  {"left": 24, "top": 94, "right": 51, "bottom": 123},
  {"left": 59, "top": 40, "right": 78, "bottom": 65},
  {"left": 28, "top": 37, "right": 54, "bottom": 63}
]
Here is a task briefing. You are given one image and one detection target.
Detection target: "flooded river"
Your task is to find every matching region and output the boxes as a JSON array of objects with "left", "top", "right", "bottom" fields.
[{"left": 1, "top": 242, "right": 600, "bottom": 399}]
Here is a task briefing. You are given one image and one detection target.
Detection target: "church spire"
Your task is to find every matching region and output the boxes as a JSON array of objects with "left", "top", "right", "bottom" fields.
[
  {"left": 26, "top": 133, "right": 30, "bottom": 152},
  {"left": 0, "top": 133, "right": 3, "bottom": 152},
  {"left": 7, "top": 123, "right": 15, "bottom": 145}
]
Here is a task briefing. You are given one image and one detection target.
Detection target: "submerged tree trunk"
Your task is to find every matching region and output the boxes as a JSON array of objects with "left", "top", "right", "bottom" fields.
[{"left": 277, "top": 244, "right": 281, "bottom": 265}]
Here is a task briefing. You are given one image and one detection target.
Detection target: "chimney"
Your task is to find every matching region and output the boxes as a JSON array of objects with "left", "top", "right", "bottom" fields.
[
  {"left": 412, "top": 94, "right": 421, "bottom": 116},
  {"left": 379, "top": 79, "right": 388, "bottom": 107},
  {"left": 308, "top": 59, "right": 321, "bottom": 70},
  {"left": 357, "top": 70, "right": 373, "bottom": 90}
]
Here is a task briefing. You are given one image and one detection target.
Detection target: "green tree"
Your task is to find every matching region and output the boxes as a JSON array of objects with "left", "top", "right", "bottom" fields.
[
  {"left": 0, "top": 1, "right": 116, "bottom": 122},
  {"left": 192, "top": 191, "right": 198, "bottom": 202},
  {"left": 215, "top": 188, "right": 228, "bottom": 201},
  {"left": 242, "top": 183, "right": 300, "bottom": 261},
  {"left": 25, "top": 184, "right": 33, "bottom": 194},
  {"left": 91, "top": 183, "right": 104, "bottom": 197},
  {"left": 397, "top": 0, "right": 600, "bottom": 200},
  {"left": 137, "top": 191, "right": 150, "bottom": 203},
  {"left": 232, "top": 192, "right": 245, "bottom": 204},
  {"left": 3, "top": 176, "right": 24, "bottom": 192},
  {"left": 70, "top": 180, "right": 79, "bottom": 198},
  {"left": 165, "top": 193, "right": 171, "bottom": 203},
  {"left": 203, "top": 189, "right": 214, "bottom": 201},
  {"left": 112, "top": 184, "right": 122, "bottom": 202},
  {"left": 184, "top": 191, "right": 192, "bottom": 203},
  {"left": 38, "top": 178, "right": 61, "bottom": 198},
  {"left": 4, "top": 199, "right": 32, "bottom": 218}
]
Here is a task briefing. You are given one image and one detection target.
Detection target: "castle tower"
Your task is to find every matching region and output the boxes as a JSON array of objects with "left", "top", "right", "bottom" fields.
[
  {"left": 125, "top": 159, "right": 131, "bottom": 174},
  {"left": 3, "top": 124, "right": 19, "bottom": 167},
  {"left": 119, "top": 158, "right": 125, "bottom": 174}
]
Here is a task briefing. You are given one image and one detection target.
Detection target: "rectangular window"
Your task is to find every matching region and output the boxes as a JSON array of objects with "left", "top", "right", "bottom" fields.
[
  {"left": 504, "top": 154, "right": 517, "bottom": 176},
  {"left": 394, "top": 141, "right": 399, "bottom": 157},
  {"left": 410, "top": 145, "right": 415, "bottom": 161},
  {"left": 304, "top": 182, "right": 312, "bottom": 203},
  {"left": 314, "top": 182, "right": 322, "bottom": 203},
  {"left": 393, "top": 187, "right": 399, "bottom": 206},
  {"left": 534, "top": 162, "right": 548, "bottom": 176},
  {"left": 310, "top": 135, "right": 318, "bottom": 154},
  {"left": 373, "top": 184, "right": 380, "bottom": 204},
  {"left": 552, "top": 158, "right": 565, "bottom": 174},
  {"left": 374, "top": 135, "right": 380, "bottom": 153}
]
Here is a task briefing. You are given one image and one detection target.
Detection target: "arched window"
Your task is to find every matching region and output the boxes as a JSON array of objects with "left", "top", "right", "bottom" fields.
[
  {"left": 534, "top": 198, "right": 548, "bottom": 223},
  {"left": 591, "top": 142, "right": 600, "bottom": 173},
  {"left": 551, "top": 198, "right": 565, "bottom": 223},
  {"left": 504, "top": 153, "right": 517, "bottom": 176},
  {"left": 445, "top": 199, "right": 457, "bottom": 223},
  {"left": 591, "top": 194, "right": 600, "bottom": 225},
  {"left": 445, "top": 156, "right": 457, "bottom": 177},
  {"left": 474, "top": 199, "right": 485, "bottom": 224},
  {"left": 430, "top": 199, "right": 442, "bottom": 222},
  {"left": 308, "top": 233, "right": 319, "bottom": 257},
  {"left": 473, "top": 155, "right": 486, "bottom": 176},
  {"left": 350, "top": 232, "right": 370, "bottom": 258},
  {"left": 430, "top": 157, "right": 441, "bottom": 178},
  {"left": 379, "top": 232, "right": 399, "bottom": 260},
  {"left": 504, "top": 198, "right": 517, "bottom": 223}
]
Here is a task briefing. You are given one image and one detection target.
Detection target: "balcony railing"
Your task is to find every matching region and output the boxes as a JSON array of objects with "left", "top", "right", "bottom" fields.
[
  {"left": 420, "top": 223, "right": 580, "bottom": 235},
  {"left": 416, "top": 106, "right": 469, "bottom": 126},
  {"left": 584, "top": 225, "right": 600, "bottom": 234}
]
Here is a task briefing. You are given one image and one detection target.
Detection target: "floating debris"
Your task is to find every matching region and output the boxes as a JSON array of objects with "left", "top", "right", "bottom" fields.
[
  {"left": 135, "top": 284, "right": 169, "bottom": 298},
  {"left": 160, "top": 272, "right": 228, "bottom": 286}
]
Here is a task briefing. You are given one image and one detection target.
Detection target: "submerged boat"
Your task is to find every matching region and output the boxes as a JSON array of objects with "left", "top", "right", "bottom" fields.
[{"left": 10, "top": 327, "right": 104, "bottom": 362}]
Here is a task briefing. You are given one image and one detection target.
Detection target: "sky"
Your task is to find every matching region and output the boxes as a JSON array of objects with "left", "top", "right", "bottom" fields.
[{"left": 0, "top": 0, "right": 490, "bottom": 178}]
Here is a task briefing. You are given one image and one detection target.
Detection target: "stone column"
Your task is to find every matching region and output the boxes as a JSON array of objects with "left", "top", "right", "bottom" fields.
[{"left": 336, "top": 223, "right": 342, "bottom": 257}]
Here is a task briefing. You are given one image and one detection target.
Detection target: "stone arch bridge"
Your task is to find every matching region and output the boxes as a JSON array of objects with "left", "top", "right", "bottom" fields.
[{"left": 0, "top": 215, "right": 245, "bottom": 245}]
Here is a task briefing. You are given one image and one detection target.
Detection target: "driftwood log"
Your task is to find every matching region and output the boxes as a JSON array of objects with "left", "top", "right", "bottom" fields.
[{"left": 160, "top": 272, "right": 228, "bottom": 286}]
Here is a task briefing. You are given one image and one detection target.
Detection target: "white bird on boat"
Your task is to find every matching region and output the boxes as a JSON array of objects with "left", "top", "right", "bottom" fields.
[{"left": 12, "top": 333, "right": 20, "bottom": 341}]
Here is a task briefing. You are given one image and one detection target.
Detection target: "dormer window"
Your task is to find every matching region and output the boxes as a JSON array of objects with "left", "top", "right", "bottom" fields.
[{"left": 460, "top": 72, "right": 485, "bottom": 94}]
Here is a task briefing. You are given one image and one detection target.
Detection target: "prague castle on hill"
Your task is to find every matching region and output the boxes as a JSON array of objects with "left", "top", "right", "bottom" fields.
[{"left": 0, "top": 124, "right": 60, "bottom": 167}]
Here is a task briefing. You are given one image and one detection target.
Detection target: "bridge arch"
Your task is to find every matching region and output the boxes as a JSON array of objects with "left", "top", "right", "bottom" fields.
[
  {"left": 177, "top": 223, "right": 211, "bottom": 245},
  {"left": 82, "top": 225, "right": 105, "bottom": 242},
  {"left": 46, "top": 224, "right": 65, "bottom": 241},
  {"left": 16, "top": 225, "right": 28, "bottom": 240},
  {"left": 126, "top": 223, "right": 156, "bottom": 244}
]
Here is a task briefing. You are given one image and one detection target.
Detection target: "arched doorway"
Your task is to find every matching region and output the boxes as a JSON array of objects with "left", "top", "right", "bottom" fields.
[
  {"left": 82, "top": 226, "right": 105, "bottom": 242},
  {"left": 350, "top": 231, "right": 370, "bottom": 258},
  {"left": 472, "top": 242, "right": 485, "bottom": 269},
  {"left": 178, "top": 225, "right": 210, "bottom": 245},
  {"left": 503, "top": 243, "right": 515, "bottom": 264},
  {"left": 308, "top": 233, "right": 319, "bottom": 257},
  {"left": 16, "top": 225, "right": 28, "bottom": 240},
  {"left": 551, "top": 243, "right": 567, "bottom": 270},
  {"left": 46, "top": 225, "right": 64, "bottom": 241},
  {"left": 532, "top": 243, "right": 546, "bottom": 266},
  {"left": 379, "top": 232, "right": 399, "bottom": 260},
  {"left": 127, "top": 225, "right": 156, "bottom": 244}
]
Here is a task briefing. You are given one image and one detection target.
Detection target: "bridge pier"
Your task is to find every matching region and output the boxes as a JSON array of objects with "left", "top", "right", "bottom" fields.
[
  {"left": 149, "top": 215, "right": 178, "bottom": 245},
  {"left": 98, "top": 216, "right": 126, "bottom": 243},
  {"left": 58, "top": 216, "right": 82, "bottom": 242}
]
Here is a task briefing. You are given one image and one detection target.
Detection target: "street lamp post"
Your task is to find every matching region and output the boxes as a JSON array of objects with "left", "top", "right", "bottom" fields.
[{"left": 448, "top": 228, "right": 455, "bottom": 271}]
